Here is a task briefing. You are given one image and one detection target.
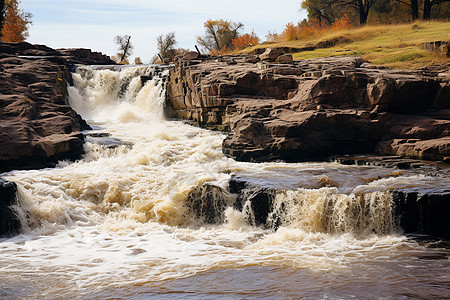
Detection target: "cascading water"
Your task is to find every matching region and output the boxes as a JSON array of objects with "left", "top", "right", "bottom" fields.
[{"left": 0, "top": 65, "right": 448, "bottom": 299}]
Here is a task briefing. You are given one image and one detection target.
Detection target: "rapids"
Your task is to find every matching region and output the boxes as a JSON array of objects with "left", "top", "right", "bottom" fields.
[{"left": 0, "top": 65, "right": 448, "bottom": 299}]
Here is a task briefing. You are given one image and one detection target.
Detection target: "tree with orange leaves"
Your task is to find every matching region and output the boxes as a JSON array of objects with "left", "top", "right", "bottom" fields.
[
  {"left": 0, "top": 0, "right": 32, "bottom": 42},
  {"left": 232, "top": 31, "right": 259, "bottom": 50}
]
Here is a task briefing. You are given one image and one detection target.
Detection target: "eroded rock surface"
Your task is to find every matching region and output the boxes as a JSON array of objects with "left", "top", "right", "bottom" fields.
[
  {"left": 167, "top": 54, "right": 450, "bottom": 162},
  {"left": 0, "top": 42, "right": 114, "bottom": 171}
]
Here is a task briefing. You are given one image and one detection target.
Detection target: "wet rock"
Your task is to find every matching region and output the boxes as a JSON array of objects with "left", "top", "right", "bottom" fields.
[
  {"left": 84, "top": 131, "right": 133, "bottom": 149},
  {"left": 392, "top": 191, "right": 450, "bottom": 239},
  {"left": 228, "top": 174, "right": 450, "bottom": 238},
  {"left": 0, "top": 179, "right": 20, "bottom": 237},
  {"left": 229, "top": 177, "right": 277, "bottom": 227},
  {"left": 186, "top": 183, "right": 233, "bottom": 224}
]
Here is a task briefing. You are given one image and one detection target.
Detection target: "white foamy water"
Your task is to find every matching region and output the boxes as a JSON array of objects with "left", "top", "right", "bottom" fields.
[{"left": 1, "top": 65, "right": 448, "bottom": 299}]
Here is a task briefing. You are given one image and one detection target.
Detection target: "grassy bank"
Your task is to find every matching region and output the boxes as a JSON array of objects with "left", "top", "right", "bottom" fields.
[{"left": 243, "top": 21, "right": 449, "bottom": 69}]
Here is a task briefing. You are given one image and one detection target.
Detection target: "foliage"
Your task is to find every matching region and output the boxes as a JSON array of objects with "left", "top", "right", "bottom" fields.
[
  {"left": 114, "top": 35, "right": 133, "bottom": 64},
  {"left": 0, "top": 0, "right": 32, "bottom": 42},
  {"left": 232, "top": 31, "right": 259, "bottom": 50},
  {"left": 330, "top": 14, "right": 352, "bottom": 30},
  {"left": 265, "top": 30, "right": 280, "bottom": 42},
  {"left": 273, "top": 15, "right": 352, "bottom": 42},
  {"left": 156, "top": 32, "right": 177, "bottom": 62},
  {"left": 301, "top": 0, "right": 450, "bottom": 24},
  {"left": 134, "top": 57, "right": 143, "bottom": 65},
  {"left": 196, "top": 19, "right": 243, "bottom": 53}
]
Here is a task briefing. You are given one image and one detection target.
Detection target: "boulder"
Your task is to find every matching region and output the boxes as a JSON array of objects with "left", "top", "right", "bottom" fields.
[
  {"left": 259, "top": 48, "right": 284, "bottom": 61},
  {"left": 182, "top": 51, "right": 199, "bottom": 60},
  {"left": 277, "top": 54, "right": 293, "bottom": 64}
]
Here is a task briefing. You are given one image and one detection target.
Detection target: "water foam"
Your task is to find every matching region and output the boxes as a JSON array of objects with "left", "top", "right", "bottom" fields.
[{"left": 1, "top": 65, "right": 448, "bottom": 297}]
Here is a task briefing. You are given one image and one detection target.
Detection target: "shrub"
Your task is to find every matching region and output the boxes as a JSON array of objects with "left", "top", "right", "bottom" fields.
[{"left": 232, "top": 31, "right": 259, "bottom": 50}]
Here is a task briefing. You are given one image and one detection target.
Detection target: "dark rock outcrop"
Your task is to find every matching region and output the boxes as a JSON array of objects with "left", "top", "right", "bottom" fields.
[
  {"left": 167, "top": 54, "right": 450, "bottom": 162},
  {"left": 392, "top": 191, "right": 450, "bottom": 239},
  {"left": 0, "top": 179, "right": 20, "bottom": 236},
  {"left": 0, "top": 42, "right": 113, "bottom": 172},
  {"left": 57, "top": 48, "right": 116, "bottom": 66},
  {"left": 228, "top": 175, "right": 450, "bottom": 239}
]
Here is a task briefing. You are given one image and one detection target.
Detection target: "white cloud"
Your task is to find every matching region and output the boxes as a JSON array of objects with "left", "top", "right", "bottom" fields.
[{"left": 22, "top": 0, "right": 307, "bottom": 62}]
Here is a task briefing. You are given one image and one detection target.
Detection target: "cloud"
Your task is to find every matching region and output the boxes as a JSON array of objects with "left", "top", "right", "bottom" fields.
[{"left": 22, "top": 0, "right": 307, "bottom": 62}]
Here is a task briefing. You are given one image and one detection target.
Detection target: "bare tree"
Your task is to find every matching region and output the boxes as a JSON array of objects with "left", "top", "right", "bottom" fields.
[
  {"left": 156, "top": 32, "right": 177, "bottom": 62},
  {"left": 114, "top": 35, "right": 133, "bottom": 64}
]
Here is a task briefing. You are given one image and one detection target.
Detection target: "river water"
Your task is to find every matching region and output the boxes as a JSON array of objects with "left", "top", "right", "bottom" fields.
[{"left": 0, "top": 65, "right": 448, "bottom": 299}]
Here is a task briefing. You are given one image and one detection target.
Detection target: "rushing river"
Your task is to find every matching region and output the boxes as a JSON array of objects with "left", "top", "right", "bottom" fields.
[{"left": 0, "top": 65, "right": 449, "bottom": 299}]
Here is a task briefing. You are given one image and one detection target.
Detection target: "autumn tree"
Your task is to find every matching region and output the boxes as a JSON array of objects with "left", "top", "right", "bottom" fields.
[
  {"left": 112, "top": 35, "right": 133, "bottom": 64},
  {"left": 197, "top": 19, "right": 243, "bottom": 53},
  {"left": 134, "top": 57, "right": 143, "bottom": 65},
  {"left": 156, "top": 32, "right": 177, "bottom": 62},
  {"left": 0, "top": 0, "right": 32, "bottom": 42},
  {"left": 232, "top": 31, "right": 259, "bottom": 50}
]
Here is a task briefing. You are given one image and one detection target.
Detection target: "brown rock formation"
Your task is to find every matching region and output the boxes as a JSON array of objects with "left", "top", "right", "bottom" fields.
[
  {"left": 166, "top": 54, "right": 450, "bottom": 162},
  {"left": 0, "top": 42, "right": 114, "bottom": 171}
]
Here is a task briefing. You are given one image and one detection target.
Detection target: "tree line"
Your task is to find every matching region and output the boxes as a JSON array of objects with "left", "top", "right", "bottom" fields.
[
  {"left": 1, "top": 0, "right": 447, "bottom": 64},
  {"left": 302, "top": 0, "right": 449, "bottom": 25}
]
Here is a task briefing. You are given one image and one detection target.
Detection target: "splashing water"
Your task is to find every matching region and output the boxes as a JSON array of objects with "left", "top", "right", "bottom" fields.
[{"left": 1, "top": 65, "right": 448, "bottom": 299}]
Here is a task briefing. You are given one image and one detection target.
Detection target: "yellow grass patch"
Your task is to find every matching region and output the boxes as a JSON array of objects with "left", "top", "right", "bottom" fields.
[{"left": 242, "top": 21, "right": 449, "bottom": 69}]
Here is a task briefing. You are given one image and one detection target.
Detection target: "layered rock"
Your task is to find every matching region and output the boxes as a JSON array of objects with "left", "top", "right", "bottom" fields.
[
  {"left": 0, "top": 42, "right": 114, "bottom": 172},
  {"left": 167, "top": 53, "right": 450, "bottom": 162}
]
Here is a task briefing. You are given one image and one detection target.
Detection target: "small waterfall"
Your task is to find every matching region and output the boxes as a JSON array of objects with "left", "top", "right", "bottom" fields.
[
  {"left": 229, "top": 178, "right": 394, "bottom": 235},
  {"left": 269, "top": 189, "right": 393, "bottom": 235},
  {"left": 67, "top": 65, "right": 168, "bottom": 123}
]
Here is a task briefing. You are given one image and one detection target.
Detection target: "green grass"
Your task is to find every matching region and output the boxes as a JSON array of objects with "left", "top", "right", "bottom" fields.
[{"left": 241, "top": 21, "right": 449, "bottom": 69}]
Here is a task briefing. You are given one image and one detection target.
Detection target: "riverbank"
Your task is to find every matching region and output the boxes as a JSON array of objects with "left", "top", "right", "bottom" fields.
[
  {"left": 0, "top": 42, "right": 115, "bottom": 172},
  {"left": 166, "top": 52, "right": 449, "bottom": 163}
]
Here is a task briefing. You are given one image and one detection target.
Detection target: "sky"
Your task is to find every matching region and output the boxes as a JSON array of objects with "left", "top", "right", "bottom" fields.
[{"left": 21, "top": 0, "right": 307, "bottom": 63}]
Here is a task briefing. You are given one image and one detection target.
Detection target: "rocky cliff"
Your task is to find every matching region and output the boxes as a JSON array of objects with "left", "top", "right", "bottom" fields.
[
  {"left": 0, "top": 42, "right": 115, "bottom": 171},
  {"left": 167, "top": 51, "right": 449, "bottom": 163}
]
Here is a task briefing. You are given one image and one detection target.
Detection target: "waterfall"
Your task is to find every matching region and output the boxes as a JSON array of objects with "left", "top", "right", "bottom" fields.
[{"left": 1, "top": 65, "right": 447, "bottom": 298}]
